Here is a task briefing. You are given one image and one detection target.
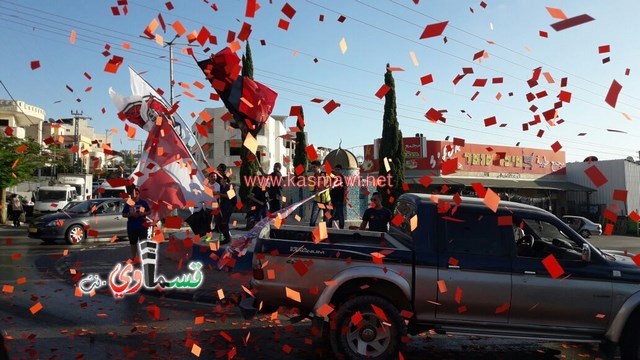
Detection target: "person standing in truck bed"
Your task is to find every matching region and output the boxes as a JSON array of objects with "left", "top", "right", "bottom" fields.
[{"left": 359, "top": 192, "right": 392, "bottom": 232}]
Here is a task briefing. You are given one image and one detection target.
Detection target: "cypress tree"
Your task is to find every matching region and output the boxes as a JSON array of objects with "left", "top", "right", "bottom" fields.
[
  {"left": 238, "top": 41, "right": 260, "bottom": 205},
  {"left": 377, "top": 64, "right": 405, "bottom": 210}
]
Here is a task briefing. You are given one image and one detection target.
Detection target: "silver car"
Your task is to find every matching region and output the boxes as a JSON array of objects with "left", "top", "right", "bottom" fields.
[
  {"left": 28, "top": 198, "right": 128, "bottom": 244},
  {"left": 562, "top": 215, "right": 603, "bottom": 238}
]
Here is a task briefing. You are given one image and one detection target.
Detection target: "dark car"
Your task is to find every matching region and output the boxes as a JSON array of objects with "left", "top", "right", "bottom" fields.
[{"left": 28, "top": 198, "right": 127, "bottom": 244}]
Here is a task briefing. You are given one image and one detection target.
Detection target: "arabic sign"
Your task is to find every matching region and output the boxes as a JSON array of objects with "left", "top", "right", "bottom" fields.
[
  {"left": 362, "top": 138, "right": 566, "bottom": 175},
  {"left": 78, "top": 233, "right": 204, "bottom": 298}
]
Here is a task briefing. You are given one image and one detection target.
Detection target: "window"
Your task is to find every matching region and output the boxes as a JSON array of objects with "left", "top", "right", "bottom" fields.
[
  {"left": 0, "top": 119, "right": 9, "bottom": 127},
  {"left": 442, "top": 212, "right": 508, "bottom": 257},
  {"left": 515, "top": 218, "right": 583, "bottom": 260},
  {"left": 392, "top": 201, "right": 416, "bottom": 240},
  {"left": 226, "top": 140, "right": 241, "bottom": 156}
]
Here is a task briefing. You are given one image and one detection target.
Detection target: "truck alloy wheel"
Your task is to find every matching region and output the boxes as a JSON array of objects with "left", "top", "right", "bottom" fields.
[
  {"left": 330, "top": 295, "right": 406, "bottom": 360},
  {"left": 66, "top": 225, "right": 85, "bottom": 244},
  {"left": 580, "top": 229, "right": 591, "bottom": 238}
]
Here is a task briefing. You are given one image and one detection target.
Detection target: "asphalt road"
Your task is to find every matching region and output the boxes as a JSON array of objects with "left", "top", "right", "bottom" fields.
[{"left": 1, "top": 225, "right": 633, "bottom": 359}]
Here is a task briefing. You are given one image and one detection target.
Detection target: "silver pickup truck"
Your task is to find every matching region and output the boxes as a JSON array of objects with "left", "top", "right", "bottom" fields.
[{"left": 249, "top": 194, "right": 640, "bottom": 360}]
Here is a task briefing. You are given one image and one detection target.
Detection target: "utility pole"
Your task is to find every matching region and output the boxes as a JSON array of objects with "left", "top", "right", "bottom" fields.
[{"left": 71, "top": 110, "right": 82, "bottom": 174}]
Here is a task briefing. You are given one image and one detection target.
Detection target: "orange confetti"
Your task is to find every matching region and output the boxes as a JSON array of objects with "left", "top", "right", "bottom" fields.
[
  {"left": 285, "top": 287, "right": 301, "bottom": 302},
  {"left": 30, "top": 302, "right": 43, "bottom": 314},
  {"left": 16, "top": 145, "right": 28, "bottom": 153},
  {"left": 2, "top": 285, "right": 14, "bottom": 293},
  {"left": 69, "top": 29, "right": 76, "bottom": 44}
]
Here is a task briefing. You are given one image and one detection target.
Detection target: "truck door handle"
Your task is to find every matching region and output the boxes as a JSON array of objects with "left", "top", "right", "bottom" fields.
[
  {"left": 115, "top": 216, "right": 120, "bottom": 220},
  {"left": 448, "top": 265, "right": 460, "bottom": 270},
  {"left": 524, "top": 271, "right": 536, "bottom": 275},
  {"left": 286, "top": 259, "right": 295, "bottom": 264}
]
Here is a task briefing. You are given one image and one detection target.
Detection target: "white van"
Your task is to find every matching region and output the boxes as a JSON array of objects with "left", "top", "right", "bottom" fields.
[
  {"left": 33, "top": 185, "right": 78, "bottom": 215},
  {"left": 95, "top": 181, "right": 128, "bottom": 198}
]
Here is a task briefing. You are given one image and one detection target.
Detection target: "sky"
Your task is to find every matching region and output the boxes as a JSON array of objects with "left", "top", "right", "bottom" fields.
[{"left": 1, "top": 0, "right": 639, "bottom": 164}]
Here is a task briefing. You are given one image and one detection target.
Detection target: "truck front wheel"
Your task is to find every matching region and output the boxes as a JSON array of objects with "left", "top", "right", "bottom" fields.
[{"left": 330, "top": 295, "right": 406, "bottom": 360}]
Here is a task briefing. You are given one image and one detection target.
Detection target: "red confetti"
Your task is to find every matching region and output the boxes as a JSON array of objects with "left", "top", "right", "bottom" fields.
[
  {"left": 584, "top": 165, "right": 608, "bottom": 188},
  {"left": 605, "top": 79, "right": 622, "bottom": 108},
  {"left": 542, "top": 254, "right": 564, "bottom": 279},
  {"left": 30, "top": 60, "right": 41, "bottom": 70},
  {"left": 420, "top": 21, "right": 448, "bottom": 39}
]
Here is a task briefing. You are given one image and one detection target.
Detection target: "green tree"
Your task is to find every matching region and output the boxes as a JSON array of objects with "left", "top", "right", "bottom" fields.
[
  {"left": 292, "top": 107, "right": 309, "bottom": 215},
  {"left": 0, "top": 136, "right": 46, "bottom": 223},
  {"left": 238, "top": 41, "right": 260, "bottom": 205},
  {"left": 377, "top": 64, "right": 405, "bottom": 210}
]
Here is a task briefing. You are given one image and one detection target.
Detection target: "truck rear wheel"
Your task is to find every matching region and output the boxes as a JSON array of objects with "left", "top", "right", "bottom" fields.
[
  {"left": 330, "top": 295, "right": 406, "bottom": 360},
  {"left": 620, "top": 312, "right": 640, "bottom": 360}
]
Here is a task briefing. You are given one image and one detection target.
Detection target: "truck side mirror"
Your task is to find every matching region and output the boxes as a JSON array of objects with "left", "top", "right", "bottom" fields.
[{"left": 582, "top": 243, "right": 591, "bottom": 262}]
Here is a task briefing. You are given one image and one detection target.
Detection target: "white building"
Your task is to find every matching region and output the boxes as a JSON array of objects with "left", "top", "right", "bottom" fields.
[
  {"left": 191, "top": 107, "right": 291, "bottom": 183},
  {"left": 41, "top": 117, "right": 107, "bottom": 174},
  {"left": 566, "top": 158, "right": 640, "bottom": 217},
  {"left": 0, "top": 99, "right": 45, "bottom": 144}
]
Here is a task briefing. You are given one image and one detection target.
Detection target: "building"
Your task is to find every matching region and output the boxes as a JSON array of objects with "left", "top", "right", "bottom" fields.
[
  {"left": 0, "top": 99, "right": 45, "bottom": 144},
  {"left": 191, "top": 107, "right": 291, "bottom": 182},
  {"left": 362, "top": 135, "right": 594, "bottom": 215},
  {"left": 41, "top": 117, "right": 105, "bottom": 174},
  {"left": 566, "top": 159, "right": 640, "bottom": 221}
]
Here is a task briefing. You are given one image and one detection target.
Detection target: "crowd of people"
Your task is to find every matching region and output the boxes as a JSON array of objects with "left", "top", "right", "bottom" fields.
[{"left": 117, "top": 160, "right": 394, "bottom": 261}]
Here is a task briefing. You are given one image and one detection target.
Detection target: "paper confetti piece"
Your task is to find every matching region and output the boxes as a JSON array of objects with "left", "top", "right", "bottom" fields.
[
  {"left": 495, "top": 302, "right": 510, "bottom": 314},
  {"left": 605, "top": 80, "right": 622, "bottom": 108},
  {"left": 285, "top": 287, "right": 301, "bottom": 302},
  {"left": 243, "top": 133, "right": 258, "bottom": 154},
  {"left": 584, "top": 165, "right": 608, "bottom": 188},
  {"left": 2, "top": 285, "right": 14, "bottom": 294},
  {"left": 30, "top": 60, "right": 41, "bottom": 70},
  {"left": 613, "top": 190, "right": 628, "bottom": 202},
  {"left": 420, "top": 74, "right": 434, "bottom": 85},
  {"left": 409, "top": 51, "right": 419, "bottom": 66},
  {"left": 70, "top": 30, "right": 77, "bottom": 44},
  {"left": 441, "top": 158, "right": 458, "bottom": 175},
  {"left": 375, "top": 84, "right": 391, "bottom": 99},
  {"left": 437, "top": 280, "right": 447, "bottom": 293},
  {"left": 550, "top": 14, "right": 595, "bottom": 31},
  {"left": 323, "top": 99, "right": 340, "bottom": 114},
  {"left": 542, "top": 254, "right": 564, "bottom": 279},
  {"left": 545, "top": 7, "right": 568, "bottom": 20},
  {"left": 339, "top": 38, "right": 348, "bottom": 54},
  {"left": 316, "top": 303, "right": 334, "bottom": 317},
  {"left": 420, "top": 21, "right": 448, "bottom": 39},
  {"left": 483, "top": 188, "right": 500, "bottom": 212},
  {"left": 30, "top": 302, "right": 43, "bottom": 314},
  {"left": 191, "top": 344, "right": 201, "bottom": 357},
  {"left": 550, "top": 141, "right": 562, "bottom": 152}
]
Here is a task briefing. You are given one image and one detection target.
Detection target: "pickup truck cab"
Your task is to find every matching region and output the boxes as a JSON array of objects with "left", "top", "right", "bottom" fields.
[{"left": 251, "top": 194, "right": 640, "bottom": 360}]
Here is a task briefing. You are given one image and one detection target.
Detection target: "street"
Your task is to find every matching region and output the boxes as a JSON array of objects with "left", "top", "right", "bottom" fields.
[{"left": 2, "top": 225, "right": 636, "bottom": 359}]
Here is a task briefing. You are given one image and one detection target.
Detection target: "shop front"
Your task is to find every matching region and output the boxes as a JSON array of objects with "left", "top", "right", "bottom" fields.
[{"left": 362, "top": 136, "right": 594, "bottom": 215}]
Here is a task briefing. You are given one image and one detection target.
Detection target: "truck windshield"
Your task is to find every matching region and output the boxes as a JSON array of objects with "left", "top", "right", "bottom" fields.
[{"left": 37, "top": 190, "right": 67, "bottom": 202}]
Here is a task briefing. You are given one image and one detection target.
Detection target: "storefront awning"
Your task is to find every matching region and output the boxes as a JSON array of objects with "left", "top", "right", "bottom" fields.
[{"left": 406, "top": 177, "right": 595, "bottom": 192}]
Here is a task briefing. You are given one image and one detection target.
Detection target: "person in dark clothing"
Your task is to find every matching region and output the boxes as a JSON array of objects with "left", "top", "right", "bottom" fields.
[
  {"left": 10, "top": 194, "right": 23, "bottom": 228},
  {"left": 329, "top": 164, "right": 346, "bottom": 229},
  {"left": 248, "top": 178, "right": 268, "bottom": 221},
  {"left": 360, "top": 192, "right": 392, "bottom": 232},
  {"left": 267, "top": 162, "right": 283, "bottom": 213},
  {"left": 123, "top": 186, "right": 150, "bottom": 263},
  {"left": 218, "top": 175, "right": 234, "bottom": 244}
]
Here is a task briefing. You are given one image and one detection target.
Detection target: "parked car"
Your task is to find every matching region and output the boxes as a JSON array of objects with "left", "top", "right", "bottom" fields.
[
  {"left": 28, "top": 198, "right": 127, "bottom": 244},
  {"left": 249, "top": 194, "right": 640, "bottom": 360},
  {"left": 562, "top": 215, "right": 602, "bottom": 238}
]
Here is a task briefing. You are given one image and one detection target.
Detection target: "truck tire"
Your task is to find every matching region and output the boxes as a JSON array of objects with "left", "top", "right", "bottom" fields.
[
  {"left": 580, "top": 229, "right": 591, "bottom": 238},
  {"left": 620, "top": 312, "right": 640, "bottom": 360},
  {"left": 330, "top": 295, "right": 406, "bottom": 360},
  {"left": 65, "top": 225, "right": 85, "bottom": 244}
]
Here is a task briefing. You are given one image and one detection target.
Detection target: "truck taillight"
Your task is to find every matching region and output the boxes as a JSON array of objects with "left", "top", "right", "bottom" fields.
[{"left": 253, "top": 268, "right": 264, "bottom": 280}]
